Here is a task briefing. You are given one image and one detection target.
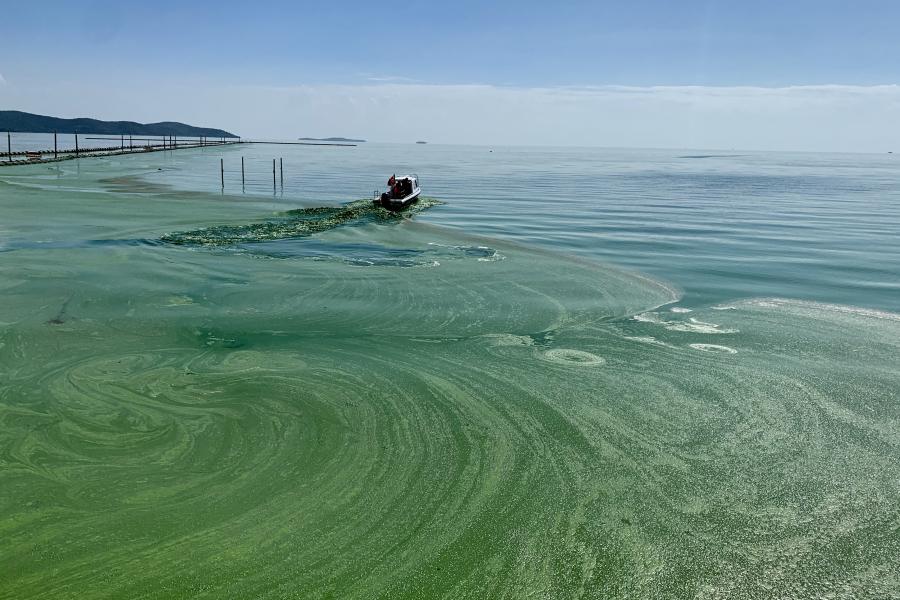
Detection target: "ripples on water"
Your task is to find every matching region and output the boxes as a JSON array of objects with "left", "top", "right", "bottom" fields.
[{"left": 1, "top": 143, "right": 899, "bottom": 598}]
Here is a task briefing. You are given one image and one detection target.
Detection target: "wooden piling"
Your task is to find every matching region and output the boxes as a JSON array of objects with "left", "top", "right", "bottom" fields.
[
  {"left": 273, "top": 159, "right": 276, "bottom": 191},
  {"left": 120, "top": 134, "right": 124, "bottom": 150},
  {"left": 75, "top": 132, "right": 79, "bottom": 157},
  {"left": 129, "top": 135, "right": 133, "bottom": 150},
  {"left": 6, "top": 132, "right": 10, "bottom": 162},
  {"left": 241, "top": 156, "right": 245, "bottom": 187},
  {"left": 280, "top": 158, "right": 283, "bottom": 188},
  {"left": 54, "top": 132, "right": 58, "bottom": 159},
  {"left": 220, "top": 158, "right": 224, "bottom": 188}
]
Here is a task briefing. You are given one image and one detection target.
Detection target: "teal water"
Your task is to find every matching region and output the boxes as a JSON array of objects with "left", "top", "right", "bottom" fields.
[
  {"left": 130, "top": 142, "right": 900, "bottom": 309},
  {"left": 1, "top": 143, "right": 899, "bottom": 598}
]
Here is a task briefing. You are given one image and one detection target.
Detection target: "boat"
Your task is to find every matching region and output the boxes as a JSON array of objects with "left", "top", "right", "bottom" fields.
[
  {"left": 374, "top": 174, "right": 421, "bottom": 210},
  {"left": 416, "top": 141, "right": 427, "bottom": 144}
]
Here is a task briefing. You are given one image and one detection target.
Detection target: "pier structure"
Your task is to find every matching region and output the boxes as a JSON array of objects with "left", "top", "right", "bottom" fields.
[
  {"left": 3, "top": 134, "right": 356, "bottom": 196},
  {"left": 1, "top": 132, "right": 241, "bottom": 166}
]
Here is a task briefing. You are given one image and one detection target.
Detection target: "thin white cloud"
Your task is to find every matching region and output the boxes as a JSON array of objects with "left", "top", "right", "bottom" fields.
[
  {"left": 0, "top": 73, "right": 6, "bottom": 85},
  {"left": 217, "top": 83, "right": 900, "bottom": 152},
  {"left": 5, "top": 81, "right": 900, "bottom": 152},
  {"left": 364, "top": 75, "right": 419, "bottom": 83}
]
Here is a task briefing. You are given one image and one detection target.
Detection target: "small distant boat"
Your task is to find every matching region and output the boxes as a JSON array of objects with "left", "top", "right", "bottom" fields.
[
  {"left": 374, "top": 174, "right": 421, "bottom": 210},
  {"left": 416, "top": 141, "right": 427, "bottom": 144}
]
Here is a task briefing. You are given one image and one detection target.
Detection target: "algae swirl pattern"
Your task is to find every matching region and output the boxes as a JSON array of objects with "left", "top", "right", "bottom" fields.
[{"left": 1, "top": 208, "right": 899, "bottom": 598}]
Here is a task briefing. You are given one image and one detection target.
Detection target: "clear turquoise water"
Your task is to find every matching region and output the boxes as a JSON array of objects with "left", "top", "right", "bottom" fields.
[{"left": 1, "top": 142, "right": 899, "bottom": 598}]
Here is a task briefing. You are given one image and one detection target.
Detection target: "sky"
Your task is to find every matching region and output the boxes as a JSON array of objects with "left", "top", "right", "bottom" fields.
[{"left": 1, "top": 0, "right": 900, "bottom": 151}]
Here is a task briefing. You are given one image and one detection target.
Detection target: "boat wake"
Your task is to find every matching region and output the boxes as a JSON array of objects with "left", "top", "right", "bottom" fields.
[{"left": 160, "top": 197, "right": 442, "bottom": 246}]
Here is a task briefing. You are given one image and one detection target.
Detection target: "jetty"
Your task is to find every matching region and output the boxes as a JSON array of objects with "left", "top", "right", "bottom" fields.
[
  {"left": 1, "top": 132, "right": 363, "bottom": 167},
  {"left": 1, "top": 132, "right": 240, "bottom": 166}
]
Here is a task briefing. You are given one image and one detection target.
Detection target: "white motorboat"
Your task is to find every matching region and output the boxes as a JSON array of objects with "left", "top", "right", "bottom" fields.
[{"left": 374, "top": 174, "right": 421, "bottom": 210}]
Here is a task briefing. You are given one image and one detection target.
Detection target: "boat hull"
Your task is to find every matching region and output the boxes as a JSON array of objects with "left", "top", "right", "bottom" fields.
[{"left": 375, "top": 189, "right": 421, "bottom": 211}]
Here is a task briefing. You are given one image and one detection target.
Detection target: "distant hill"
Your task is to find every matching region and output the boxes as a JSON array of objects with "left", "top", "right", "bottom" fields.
[
  {"left": 0, "top": 111, "right": 237, "bottom": 138},
  {"left": 299, "top": 137, "right": 366, "bottom": 143}
]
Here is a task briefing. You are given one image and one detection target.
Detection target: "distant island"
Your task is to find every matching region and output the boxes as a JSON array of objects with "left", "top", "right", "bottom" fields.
[
  {"left": 299, "top": 137, "right": 366, "bottom": 143},
  {"left": 416, "top": 141, "right": 427, "bottom": 144},
  {"left": 0, "top": 110, "right": 237, "bottom": 138}
]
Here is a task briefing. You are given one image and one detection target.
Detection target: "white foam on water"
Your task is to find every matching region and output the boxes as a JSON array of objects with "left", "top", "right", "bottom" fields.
[
  {"left": 738, "top": 298, "right": 900, "bottom": 322},
  {"left": 632, "top": 312, "right": 738, "bottom": 334},
  {"left": 632, "top": 312, "right": 663, "bottom": 324},
  {"left": 689, "top": 343, "right": 737, "bottom": 354},
  {"left": 482, "top": 333, "right": 535, "bottom": 347},
  {"left": 540, "top": 348, "right": 606, "bottom": 366},
  {"left": 676, "top": 318, "right": 738, "bottom": 334},
  {"left": 670, "top": 307, "right": 692, "bottom": 313},
  {"left": 752, "top": 300, "right": 781, "bottom": 308},
  {"left": 624, "top": 335, "right": 678, "bottom": 349}
]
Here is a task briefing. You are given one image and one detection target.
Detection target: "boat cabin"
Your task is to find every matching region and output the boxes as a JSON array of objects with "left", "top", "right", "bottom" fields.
[{"left": 375, "top": 174, "right": 421, "bottom": 210}]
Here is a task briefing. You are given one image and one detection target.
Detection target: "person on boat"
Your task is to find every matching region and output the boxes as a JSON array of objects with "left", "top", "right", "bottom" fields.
[{"left": 387, "top": 174, "right": 399, "bottom": 199}]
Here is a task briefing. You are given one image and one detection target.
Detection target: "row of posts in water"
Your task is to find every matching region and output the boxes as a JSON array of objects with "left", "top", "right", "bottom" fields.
[
  {"left": 221, "top": 157, "right": 284, "bottom": 192},
  {"left": 4, "top": 131, "right": 234, "bottom": 162}
]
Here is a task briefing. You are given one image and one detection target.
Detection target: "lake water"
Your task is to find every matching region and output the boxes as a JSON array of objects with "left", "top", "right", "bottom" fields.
[{"left": 1, "top": 141, "right": 899, "bottom": 598}]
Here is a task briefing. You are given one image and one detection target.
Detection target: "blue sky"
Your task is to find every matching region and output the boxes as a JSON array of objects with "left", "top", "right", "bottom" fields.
[{"left": 2, "top": 1, "right": 900, "bottom": 149}]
